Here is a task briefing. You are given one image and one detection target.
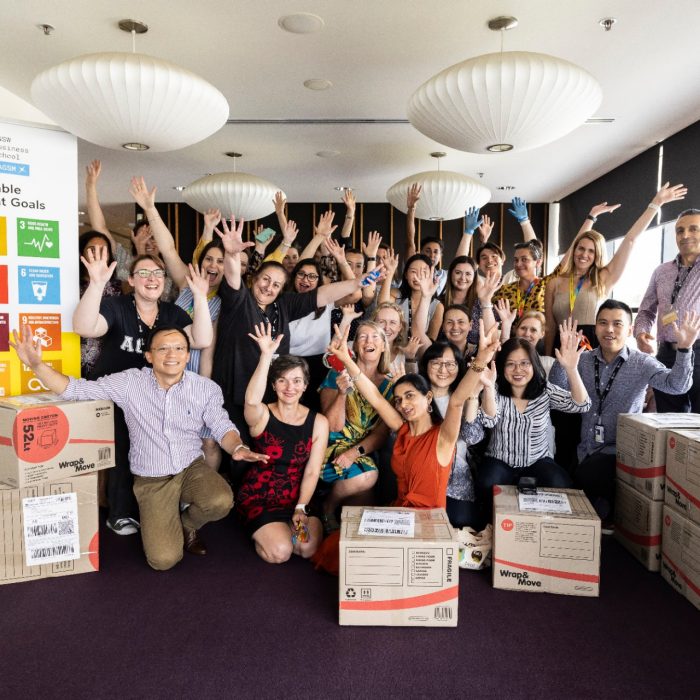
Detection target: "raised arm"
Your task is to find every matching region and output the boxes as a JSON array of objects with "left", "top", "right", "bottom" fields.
[
  {"left": 328, "top": 325, "right": 404, "bottom": 431},
  {"left": 325, "top": 237, "right": 355, "bottom": 282},
  {"left": 601, "top": 182, "right": 687, "bottom": 290},
  {"left": 300, "top": 210, "right": 337, "bottom": 260},
  {"left": 508, "top": 197, "right": 537, "bottom": 242},
  {"left": 404, "top": 183, "right": 421, "bottom": 260},
  {"left": 273, "top": 191, "right": 288, "bottom": 232},
  {"left": 414, "top": 266, "right": 439, "bottom": 350},
  {"left": 10, "top": 325, "right": 70, "bottom": 394},
  {"left": 339, "top": 189, "right": 356, "bottom": 239},
  {"left": 553, "top": 318, "right": 588, "bottom": 404},
  {"left": 316, "top": 266, "right": 384, "bottom": 308},
  {"left": 72, "top": 246, "right": 113, "bottom": 338},
  {"left": 244, "top": 323, "right": 283, "bottom": 433},
  {"left": 85, "top": 160, "right": 113, "bottom": 242},
  {"left": 183, "top": 264, "right": 213, "bottom": 349},
  {"left": 265, "top": 219, "right": 298, "bottom": 263},
  {"left": 360, "top": 231, "right": 382, "bottom": 304},
  {"left": 378, "top": 251, "right": 399, "bottom": 305},
  {"left": 129, "top": 176, "right": 189, "bottom": 290},
  {"left": 477, "top": 268, "right": 501, "bottom": 335},
  {"left": 217, "top": 215, "right": 253, "bottom": 290},
  {"left": 575, "top": 201, "right": 621, "bottom": 238},
  {"left": 495, "top": 298, "right": 517, "bottom": 342},
  {"left": 456, "top": 206, "right": 483, "bottom": 258},
  {"left": 191, "top": 209, "right": 222, "bottom": 265}
]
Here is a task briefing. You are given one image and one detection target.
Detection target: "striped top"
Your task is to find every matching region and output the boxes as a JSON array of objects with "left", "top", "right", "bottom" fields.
[
  {"left": 60, "top": 368, "right": 238, "bottom": 477},
  {"left": 175, "top": 287, "right": 222, "bottom": 373},
  {"left": 479, "top": 383, "right": 590, "bottom": 468}
]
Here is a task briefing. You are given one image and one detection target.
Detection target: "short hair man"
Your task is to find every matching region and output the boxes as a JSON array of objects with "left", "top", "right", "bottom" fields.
[
  {"left": 10, "top": 324, "right": 267, "bottom": 571},
  {"left": 635, "top": 208, "right": 700, "bottom": 412},
  {"left": 550, "top": 300, "right": 699, "bottom": 527}
]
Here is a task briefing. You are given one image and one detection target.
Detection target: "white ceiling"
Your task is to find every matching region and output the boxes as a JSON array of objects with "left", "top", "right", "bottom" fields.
[{"left": 3, "top": 0, "right": 700, "bottom": 227}]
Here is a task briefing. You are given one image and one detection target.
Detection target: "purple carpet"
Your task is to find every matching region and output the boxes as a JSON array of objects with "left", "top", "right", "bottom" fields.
[{"left": 2, "top": 511, "right": 695, "bottom": 699}]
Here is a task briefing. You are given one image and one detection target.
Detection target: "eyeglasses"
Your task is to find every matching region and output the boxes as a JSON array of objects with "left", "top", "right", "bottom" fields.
[
  {"left": 295, "top": 271, "right": 319, "bottom": 282},
  {"left": 504, "top": 360, "right": 532, "bottom": 371},
  {"left": 429, "top": 360, "right": 458, "bottom": 371},
  {"left": 133, "top": 268, "right": 166, "bottom": 278},
  {"left": 152, "top": 345, "right": 188, "bottom": 355}
]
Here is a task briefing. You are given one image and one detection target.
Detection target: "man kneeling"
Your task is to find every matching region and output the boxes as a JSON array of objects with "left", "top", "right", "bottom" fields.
[{"left": 11, "top": 324, "right": 267, "bottom": 571}]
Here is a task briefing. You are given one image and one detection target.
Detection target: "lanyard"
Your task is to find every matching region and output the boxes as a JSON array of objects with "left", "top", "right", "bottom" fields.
[
  {"left": 259, "top": 301, "right": 280, "bottom": 337},
  {"left": 569, "top": 274, "right": 586, "bottom": 313},
  {"left": 671, "top": 260, "right": 692, "bottom": 306},
  {"left": 516, "top": 278, "right": 538, "bottom": 316},
  {"left": 593, "top": 355, "right": 624, "bottom": 415}
]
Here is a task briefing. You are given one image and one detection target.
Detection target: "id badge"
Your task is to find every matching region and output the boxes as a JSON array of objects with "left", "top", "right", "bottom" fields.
[
  {"left": 594, "top": 424, "right": 605, "bottom": 444},
  {"left": 661, "top": 309, "right": 679, "bottom": 326}
]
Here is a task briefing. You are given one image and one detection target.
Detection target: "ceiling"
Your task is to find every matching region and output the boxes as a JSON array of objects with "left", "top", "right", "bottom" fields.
[{"left": 3, "top": 0, "right": 700, "bottom": 229}]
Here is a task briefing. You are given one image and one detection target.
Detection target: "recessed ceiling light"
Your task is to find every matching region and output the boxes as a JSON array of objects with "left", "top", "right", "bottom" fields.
[
  {"left": 173, "top": 185, "right": 186, "bottom": 191},
  {"left": 278, "top": 13, "right": 325, "bottom": 34},
  {"left": 487, "top": 144, "right": 513, "bottom": 153},
  {"left": 122, "top": 142, "right": 149, "bottom": 151},
  {"left": 316, "top": 150, "right": 340, "bottom": 158},
  {"left": 334, "top": 186, "right": 352, "bottom": 192},
  {"left": 224, "top": 151, "right": 242, "bottom": 158},
  {"left": 304, "top": 79, "right": 332, "bottom": 91},
  {"left": 599, "top": 17, "right": 617, "bottom": 31}
]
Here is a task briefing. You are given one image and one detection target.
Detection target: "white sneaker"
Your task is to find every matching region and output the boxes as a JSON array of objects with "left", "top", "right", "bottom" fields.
[{"left": 106, "top": 517, "right": 140, "bottom": 536}]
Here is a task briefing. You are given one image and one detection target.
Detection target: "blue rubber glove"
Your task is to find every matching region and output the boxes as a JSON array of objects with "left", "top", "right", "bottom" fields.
[
  {"left": 508, "top": 197, "right": 529, "bottom": 223},
  {"left": 464, "top": 206, "right": 483, "bottom": 235}
]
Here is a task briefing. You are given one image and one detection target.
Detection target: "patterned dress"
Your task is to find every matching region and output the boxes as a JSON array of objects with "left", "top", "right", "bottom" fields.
[{"left": 237, "top": 409, "right": 316, "bottom": 536}]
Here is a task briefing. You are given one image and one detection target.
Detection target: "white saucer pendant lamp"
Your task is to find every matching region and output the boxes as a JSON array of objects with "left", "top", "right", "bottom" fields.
[
  {"left": 387, "top": 171, "right": 491, "bottom": 221},
  {"left": 183, "top": 173, "right": 283, "bottom": 221},
  {"left": 408, "top": 50, "right": 601, "bottom": 154},
  {"left": 31, "top": 52, "right": 229, "bottom": 152}
]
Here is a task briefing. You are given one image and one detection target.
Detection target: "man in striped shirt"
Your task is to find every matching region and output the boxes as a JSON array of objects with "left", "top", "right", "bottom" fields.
[
  {"left": 10, "top": 324, "right": 268, "bottom": 571},
  {"left": 635, "top": 208, "right": 700, "bottom": 412}
]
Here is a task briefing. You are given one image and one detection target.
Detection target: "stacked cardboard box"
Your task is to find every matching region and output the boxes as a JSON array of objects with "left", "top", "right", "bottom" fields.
[
  {"left": 614, "top": 414, "right": 700, "bottom": 571},
  {"left": 338, "top": 506, "right": 458, "bottom": 627},
  {"left": 0, "top": 393, "right": 115, "bottom": 586},
  {"left": 661, "top": 429, "right": 700, "bottom": 610},
  {"left": 492, "top": 486, "right": 601, "bottom": 597}
]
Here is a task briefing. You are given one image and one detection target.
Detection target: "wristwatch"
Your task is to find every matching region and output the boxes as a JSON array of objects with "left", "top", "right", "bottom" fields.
[
  {"left": 356, "top": 445, "right": 366, "bottom": 456},
  {"left": 295, "top": 504, "right": 310, "bottom": 516}
]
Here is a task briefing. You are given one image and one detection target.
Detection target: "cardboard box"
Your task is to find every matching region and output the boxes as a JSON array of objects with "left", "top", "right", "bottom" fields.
[
  {"left": 665, "top": 429, "right": 700, "bottom": 526},
  {"left": 0, "top": 393, "right": 115, "bottom": 488},
  {"left": 614, "top": 478, "right": 663, "bottom": 572},
  {"left": 616, "top": 413, "right": 700, "bottom": 501},
  {"left": 0, "top": 472, "right": 99, "bottom": 586},
  {"left": 492, "top": 486, "right": 601, "bottom": 597},
  {"left": 661, "top": 505, "right": 700, "bottom": 611},
  {"left": 339, "top": 506, "right": 458, "bottom": 626}
]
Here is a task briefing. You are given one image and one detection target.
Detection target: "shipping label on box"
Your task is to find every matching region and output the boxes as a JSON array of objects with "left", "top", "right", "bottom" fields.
[
  {"left": 614, "top": 478, "right": 663, "bottom": 572},
  {"left": 616, "top": 413, "right": 700, "bottom": 501},
  {"left": 0, "top": 393, "right": 115, "bottom": 488},
  {"left": 0, "top": 472, "right": 99, "bottom": 586},
  {"left": 661, "top": 505, "right": 700, "bottom": 611},
  {"left": 493, "top": 486, "right": 601, "bottom": 597},
  {"left": 339, "top": 507, "right": 458, "bottom": 627},
  {"left": 665, "top": 429, "right": 700, "bottom": 526}
]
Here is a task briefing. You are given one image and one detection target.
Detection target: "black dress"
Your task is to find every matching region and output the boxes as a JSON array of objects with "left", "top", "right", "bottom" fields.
[{"left": 236, "top": 409, "right": 316, "bottom": 537}]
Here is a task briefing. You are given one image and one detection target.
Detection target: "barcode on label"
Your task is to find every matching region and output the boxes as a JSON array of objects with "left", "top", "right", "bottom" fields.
[
  {"left": 434, "top": 606, "right": 452, "bottom": 620},
  {"left": 30, "top": 544, "right": 74, "bottom": 559},
  {"left": 98, "top": 447, "right": 111, "bottom": 461}
]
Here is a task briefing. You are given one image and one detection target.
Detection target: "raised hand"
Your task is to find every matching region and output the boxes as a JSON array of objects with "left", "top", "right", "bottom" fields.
[
  {"left": 85, "top": 159, "right": 101, "bottom": 186},
  {"left": 215, "top": 215, "right": 253, "bottom": 255},
  {"left": 131, "top": 224, "right": 153, "bottom": 255},
  {"left": 478, "top": 268, "right": 501, "bottom": 302},
  {"left": 341, "top": 303, "right": 363, "bottom": 322},
  {"left": 129, "top": 176, "right": 157, "bottom": 210},
  {"left": 555, "top": 317, "right": 585, "bottom": 370},
  {"left": 589, "top": 201, "right": 621, "bottom": 218},
  {"left": 464, "top": 206, "right": 483, "bottom": 235},
  {"left": 342, "top": 189, "right": 356, "bottom": 215},
  {"left": 636, "top": 331, "right": 655, "bottom": 355},
  {"left": 399, "top": 335, "right": 423, "bottom": 361},
  {"left": 417, "top": 264, "right": 439, "bottom": 298},
  {"left": 328, "top": 323, "right": 352, "bottom": 364},
  {"left": 495, "top": 298, "right": 517, "bottom": 326},
  {"left": 406, "top": 183, "right": 422, "bottom": 209},
  {"left": 325, "top": 236, "right": 346, "bottom": 264},
  {"left": 389, "top": 358, "right": 406, "bottom": 380},
  {"left": 653, "top": 182, "right": 687, "bottom": 207},
  {"left": 185, "top": 263, "right": 209, "bottom": 297},
  {"left": 203, "top": 208, "right": 222, "bottom": 233},
  {"left": 247, "top": 322, "right": 284, "bottom": 356},
  {"left": 282, "top": 219, "right": 299, "bottom": 245},
  {"left": 335, "top": 370, "right": 354, "bottom": 395},
  {"left": 479, "top": 361, "right": 497, "bottom": 390},
  {"left": 9, "top": 325, "right": 42, "bottom": 369},
  {"left": 362, "top": 230, "right": 382, "bottom": 259},
  {"left": 475, "top": 320, "right": 501, "bottom": 364},
  {"left": 478, "top": 213, "right": 494, "bottom": 242},
  {"left": 674, "top": 310, "right": 700, "bottom": 349},
  {"left": 273, "top": 191, "right": 286, "bottom": 214},
  {"left": 80, "top": 244, "right": 116, "bottom": 285},
  {"left": 360, "top": 264, "right": 385, "bottom": 288},
  {"left": 315, "top": 209, "right": 337, "bottom": 239},
  {"left": 508, "top": 196, "right": 529, "bottom": 223},
  {"left": 383, "top": 250, "right": 400, "bottom": 278}
]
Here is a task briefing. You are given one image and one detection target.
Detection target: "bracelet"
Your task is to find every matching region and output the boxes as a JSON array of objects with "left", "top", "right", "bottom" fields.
[
  {"left": 295, "top": 504, "right": 309, "bottom": 516},
  {"left": 469, "top": 361, "right": 486, "bottom": 373},
  {"left": 647, "top": 203, "right": 661, "bottom": 212},
  {"left": 481, "top": 304, "right": 493, "bottom": 310},
  {"left": 280, "top": 242, "right": 290, "bottom": 249},
  {"left": 349, "top": 370, "right": 362, "bottom": 382},
  {"left": 365, "top": 256, "right": 376, "bottom": 262},
  {"left": 677, "top": 347, "right": 690, "bottom": 354},
  {"left": 232, "top": 443, "right": 249, "bottom": 456},
  {"left": 586, "top": 214, "right": 597, "bottom": 222},
  {"left": 467, "top": 395, "right": 480, "bottom": 401}
]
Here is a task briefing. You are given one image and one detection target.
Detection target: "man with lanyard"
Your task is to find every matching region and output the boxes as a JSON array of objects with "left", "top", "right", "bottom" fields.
[
  {"left": 635, "top": 208, "right": 700, "bottom": 412},
  {"left": 550, "top": 300, "right": 699, "bottom": 530},
  {"left": 10, "top": 323, "right": 268, "bottom": 571}
]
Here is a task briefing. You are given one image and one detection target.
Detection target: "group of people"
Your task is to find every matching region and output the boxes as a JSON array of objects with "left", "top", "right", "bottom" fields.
[{"left": 10, "top": 160, "right": 700, "bottom": 572}]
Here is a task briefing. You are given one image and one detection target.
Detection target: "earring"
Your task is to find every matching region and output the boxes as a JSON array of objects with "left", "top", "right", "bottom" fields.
[{"left": 427, "top": 404, "right": 433, "bottom": 413}]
